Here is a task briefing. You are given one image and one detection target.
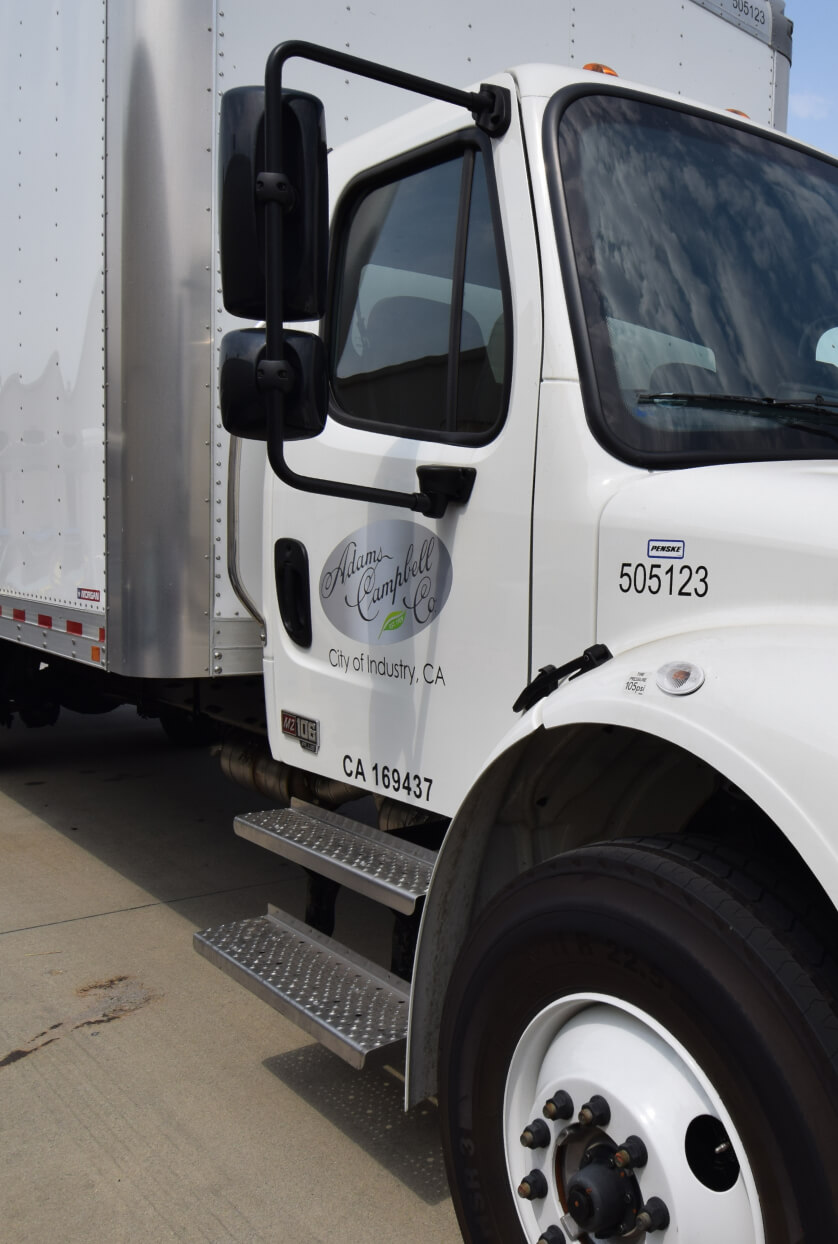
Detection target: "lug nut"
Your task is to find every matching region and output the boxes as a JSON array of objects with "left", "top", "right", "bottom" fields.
[
  {"left": 517, "top": 1168, "right": 549, "bottom": 1200},
  {"left": 636, "top": 1197, "right": 670, "bottom": 1233},
  {"left": 536, "top": 1228, "right": 565, "bottom": 1244},
  {"left": 543, "top": 1089, "right": 574, "bottom": 1120},
  {"left": 521, "top": 1118, "right": 552, "bottom": 1149},
  {"left": 578, "top": 1094, "right": 611, "bottom": 1127},
  {"left": 614, "top": 1134, "right": 648, "bottom": 1170}
]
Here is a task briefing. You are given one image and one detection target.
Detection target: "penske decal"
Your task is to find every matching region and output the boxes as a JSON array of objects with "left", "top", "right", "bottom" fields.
[{"left": 646, "top": 539, "right": 684, "bottom": 559}]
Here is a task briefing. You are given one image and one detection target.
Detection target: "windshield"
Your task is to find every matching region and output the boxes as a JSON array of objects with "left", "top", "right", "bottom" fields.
[{"left": 552, "top": 91, "right": 838, "bottom": 465}]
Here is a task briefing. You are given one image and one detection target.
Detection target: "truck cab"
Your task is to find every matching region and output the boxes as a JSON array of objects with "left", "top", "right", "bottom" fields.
[
  {"left": 256, "top": 57, "right": 838, "bottom": 812},
  {"left": 198, "top": 44, "right": 838, "bottom": 1244}
]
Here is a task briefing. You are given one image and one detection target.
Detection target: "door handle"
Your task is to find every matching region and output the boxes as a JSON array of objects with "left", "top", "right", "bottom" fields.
[{"left": 275, "top": 538, "right": 312, "bottom": 648}]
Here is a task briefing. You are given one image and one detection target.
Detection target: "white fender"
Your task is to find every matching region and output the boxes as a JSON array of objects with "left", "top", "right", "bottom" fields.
[
  {"left": 532, "top": 625, "right": 838, "bottom": 905},
  {"left": 407, "top": 622, "right": 838, "bottom": 1105}
]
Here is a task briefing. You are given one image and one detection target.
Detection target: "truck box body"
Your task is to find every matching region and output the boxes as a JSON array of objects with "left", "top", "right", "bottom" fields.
[{"left": 0, "top": 0, "right": 790, "bottom": 683}]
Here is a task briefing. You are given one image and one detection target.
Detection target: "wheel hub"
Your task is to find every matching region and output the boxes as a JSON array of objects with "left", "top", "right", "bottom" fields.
[
  {"left": 563, "top": 1137, "right": 643, "bottom": 1237},
  {"left": 503, "top": 995, "right": 763, "bottom": 1243}
]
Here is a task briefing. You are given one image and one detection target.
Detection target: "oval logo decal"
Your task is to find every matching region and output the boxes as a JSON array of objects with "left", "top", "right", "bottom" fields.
[{"left": 319, "top": 520, "right": 452, "bottom": 645}]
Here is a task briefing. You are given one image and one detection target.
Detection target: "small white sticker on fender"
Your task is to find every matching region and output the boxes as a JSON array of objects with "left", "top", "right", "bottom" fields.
[{"left": 625, "top": 672, "right": 648, "bottom": 695}]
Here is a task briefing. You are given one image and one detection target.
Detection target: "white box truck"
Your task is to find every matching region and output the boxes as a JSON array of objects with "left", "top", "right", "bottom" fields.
[{"left": 16, "top": 2, "right": 838, "bottom": 1241}]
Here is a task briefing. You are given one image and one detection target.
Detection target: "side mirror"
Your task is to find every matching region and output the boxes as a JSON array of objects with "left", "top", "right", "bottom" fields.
[
  {"left": 219, "top": 86, "right": 328, "bottom": 321},
  {"left": 220, "top": 327, "right": 328, "bottom": 441},
  {"left": 219, "top": 328, "right": 268, "bottom": 440},
  {"left": 218, "top": 88, "right": 265, "bottom": 321}
]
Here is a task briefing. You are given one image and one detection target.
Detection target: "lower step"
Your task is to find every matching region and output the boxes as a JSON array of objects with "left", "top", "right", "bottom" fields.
[{"left": 194, "top": 908, "right": 410, "bottom": 1069}]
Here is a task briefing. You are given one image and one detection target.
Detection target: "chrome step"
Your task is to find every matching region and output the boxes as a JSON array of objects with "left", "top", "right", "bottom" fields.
[
  {"left": 234, "top": 804, "right": 435, "bottom": 914},
  {"left": 194, "top": 908, "right": 410, "bottom": 1069}
]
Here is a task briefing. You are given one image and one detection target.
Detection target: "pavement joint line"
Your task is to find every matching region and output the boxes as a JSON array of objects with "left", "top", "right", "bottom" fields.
[{"left": 0, "top": 879, "right": 283, "bottom": 937}]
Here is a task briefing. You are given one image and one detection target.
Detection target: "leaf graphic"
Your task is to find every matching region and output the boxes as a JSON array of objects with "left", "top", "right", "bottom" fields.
[{"left": 379, "top": 610, "right": 406, "bottom": 637}]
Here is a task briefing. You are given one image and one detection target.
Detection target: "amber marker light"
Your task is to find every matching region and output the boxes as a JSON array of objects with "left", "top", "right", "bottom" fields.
[
  {"left": 583, "top": 62, "right": 619, "bottom": 76},
  {"left": 726, "top": 108, "right": 750, "bottom": 117}
]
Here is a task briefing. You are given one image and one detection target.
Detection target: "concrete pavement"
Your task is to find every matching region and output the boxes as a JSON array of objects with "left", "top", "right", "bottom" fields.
[{"left": 0, "top": 709, "right": 460, "bottom": 1243}]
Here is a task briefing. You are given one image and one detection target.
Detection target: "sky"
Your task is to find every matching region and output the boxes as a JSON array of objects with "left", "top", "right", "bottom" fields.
[{"left": 785, "top": 0, "right": 838, "bottom": 153}]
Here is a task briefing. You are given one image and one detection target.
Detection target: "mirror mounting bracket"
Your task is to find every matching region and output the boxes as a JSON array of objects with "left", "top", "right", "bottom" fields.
[
  {"left": 255, "top": 171, "right": 296, "bottom": 210},
  {"left": 416, "top": 466, "right": 477, "bottom": 518},
  {"left": 257, "top": 359, "right": 294, "bottom": 393}
]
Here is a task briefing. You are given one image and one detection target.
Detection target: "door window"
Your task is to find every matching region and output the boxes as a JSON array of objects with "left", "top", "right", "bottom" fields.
[{"left": 330, "top": 142, "right": 509, "bottom": 442}]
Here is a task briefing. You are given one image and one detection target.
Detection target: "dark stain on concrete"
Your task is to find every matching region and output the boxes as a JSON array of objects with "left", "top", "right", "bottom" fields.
[
  {"left": 0, "top": 1039, "right": 59, "bottom": 1068},
  {"left": 0, "top": 975, "right": 156, "bottom": 1069}
]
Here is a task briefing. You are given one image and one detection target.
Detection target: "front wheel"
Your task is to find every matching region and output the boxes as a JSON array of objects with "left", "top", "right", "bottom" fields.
[{"left": 439, "top": 840, "right": 838, "bottom": 1243}]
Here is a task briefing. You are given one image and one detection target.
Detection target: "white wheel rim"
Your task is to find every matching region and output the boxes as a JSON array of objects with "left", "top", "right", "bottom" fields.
[{"left": 502, "top": 993, "right": 765, "bottom": 1243}]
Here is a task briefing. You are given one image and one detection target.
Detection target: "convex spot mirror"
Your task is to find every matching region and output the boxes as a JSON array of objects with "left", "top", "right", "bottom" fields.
[
  {"left": 219, "top": 85, "right": 329, "bottom": 321},
  {"left": 220, "top": 327, "right": 328, "bottom": 441}
]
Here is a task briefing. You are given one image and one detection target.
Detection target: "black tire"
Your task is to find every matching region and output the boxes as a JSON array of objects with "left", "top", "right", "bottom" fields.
[{"left": 439, "top": 839, "right": 838, "bottom": 1243}]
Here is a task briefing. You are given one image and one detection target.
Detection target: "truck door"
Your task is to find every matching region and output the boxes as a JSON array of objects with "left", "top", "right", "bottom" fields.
[{"left": 264, "top": 89, "right": 541, "bottom": 814}]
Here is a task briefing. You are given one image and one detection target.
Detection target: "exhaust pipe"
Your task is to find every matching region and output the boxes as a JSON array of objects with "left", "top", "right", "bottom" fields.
[{"left": 218, "top": 734, "right": 362, "bottom": 808}]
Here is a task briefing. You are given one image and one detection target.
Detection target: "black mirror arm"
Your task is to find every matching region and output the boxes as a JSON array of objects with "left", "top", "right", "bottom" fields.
[
  {"left": 265, "top": 41, "right": 511, "bottom": 139},
  {"left": 261, "top": 40, "right": 511, "bottom": 361},
  {"left": 264, "top": 389, "right": 476, "bottom": 517},
  {"left": 261, "top": 42, "right": 489, "bottom": 517}
]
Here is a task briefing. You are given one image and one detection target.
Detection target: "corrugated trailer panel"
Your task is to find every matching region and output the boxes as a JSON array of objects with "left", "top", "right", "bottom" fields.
[
  {"left": 214, "top": 0, "right": 788, "bottom": 142},
  {"left": 0, "top": 1, "right": 108, "bottom": 667},
  {"left": 570, "top": 0, "right": 790, "bottom": 129}
]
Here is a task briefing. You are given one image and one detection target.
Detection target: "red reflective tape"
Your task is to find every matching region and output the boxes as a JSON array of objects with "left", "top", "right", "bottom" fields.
[
  {"left": 98, "top": 627, "right": 105, "bottom": 643},
  {"left": 67, "top": 620, "right": 83, "bottom": 636},
  {"left": 13, "top": 609, "right": 25, "bottom": 622},
  {"left": 38, "top": 614, "right": 53, "bottom": 629}
]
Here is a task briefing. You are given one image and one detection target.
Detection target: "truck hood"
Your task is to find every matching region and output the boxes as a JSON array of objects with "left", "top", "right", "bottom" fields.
[{"left": 597, "top": 460, "right": 838, "bottom": 653}]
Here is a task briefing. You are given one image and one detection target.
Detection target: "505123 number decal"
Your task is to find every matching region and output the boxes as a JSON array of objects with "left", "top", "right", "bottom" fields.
[
  {"left": 730, "top": 0, "right": 766, "bottom": 25},
  {"left": 619, "top": 561, "right": 709, "bottom": 597}
]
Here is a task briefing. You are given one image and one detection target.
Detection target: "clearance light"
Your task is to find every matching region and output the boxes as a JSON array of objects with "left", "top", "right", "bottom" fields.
[
  {"left": 726, "top": 108, "right": 750, "bottom": 118},
  {"left": 583, "top": 62, "right": 619, "bottom": 77},
  {"left": 656, "top": 661, "right": 705, "bottom": 696}
]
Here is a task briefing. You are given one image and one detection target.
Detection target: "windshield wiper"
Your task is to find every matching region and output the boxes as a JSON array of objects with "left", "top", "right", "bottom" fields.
[
  {"left": 635, "top": 392, "right": 838, "bottom": 443},
  {"left": 638, "top": 391, "right": 838, "bottom": 412}
]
